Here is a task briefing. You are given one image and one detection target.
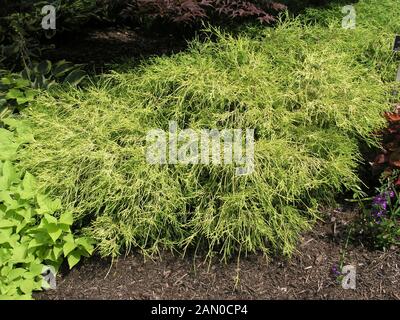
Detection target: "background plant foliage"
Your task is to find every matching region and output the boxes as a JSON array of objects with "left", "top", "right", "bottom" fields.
[
  {"left": 0, "top": 74, "right": 37, "bottom": 120},
  {"left": 0, "top": 60, "right": 86, "bottom": 121},
  {"left": 0, "top": 0, "right": 99, "bottom": 70},
  {"left": 19, "top": 0, "right": 396, "bottom": 259},
  {"left": 0, "top": 118, "right": 94, "bottom": 299}
]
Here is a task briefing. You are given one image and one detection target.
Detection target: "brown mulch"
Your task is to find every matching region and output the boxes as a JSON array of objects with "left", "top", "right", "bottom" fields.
[{"left": 35, "top": 209, "right": 400, "bottom": 300}]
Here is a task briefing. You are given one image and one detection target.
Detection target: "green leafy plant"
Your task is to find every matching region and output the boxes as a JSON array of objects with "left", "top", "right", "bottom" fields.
[
  {"left": 0, "top": 73, "right": 37, "bottom": 119},
  {"left": 0, "top": 11, "right": 44, "bottom": 72},
  {"left": 0, "top": 60, "right": 86, "bottom": 119},
  {"left": 356, "top": 172, "right": 400, "bottom": 249},
  {"left": 22, "top": 60, "right": 87, "bottom": 90},
  {"left": 0, "top": 1, "right": 99, "bottom": 72},
  {"left": 0, "top": 118, "right": 94, "bottom": 300}
]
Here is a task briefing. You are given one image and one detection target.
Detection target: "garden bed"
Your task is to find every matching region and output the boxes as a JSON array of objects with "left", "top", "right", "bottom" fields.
[
  {"left": 2, "top": 0, "right": 400, "bottom": 300},
  {"left": 36, "top": 209, "right": 400, "bottom": 300}
]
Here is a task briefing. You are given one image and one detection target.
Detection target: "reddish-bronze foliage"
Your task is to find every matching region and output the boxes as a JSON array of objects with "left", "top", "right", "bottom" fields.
[
  {"left": 373, "top": 104, "right": 400, "bottom": 185},
  {"left": 120, "top": 0, "right": 287, "bottom": 25}
]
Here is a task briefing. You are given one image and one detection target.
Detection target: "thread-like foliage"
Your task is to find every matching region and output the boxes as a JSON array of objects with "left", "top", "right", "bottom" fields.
[{"left": 18, "top": 7, "right": 395, "bottom": 259}]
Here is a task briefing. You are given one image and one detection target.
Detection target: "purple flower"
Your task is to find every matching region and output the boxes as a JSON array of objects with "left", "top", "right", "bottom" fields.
[
  {"left": 373, "top": 195, "right": 385, "bottom": 205},
  {"left": 372, "top": 195, "right": 387, "bottom": 210},
  {"left": 376, "top": 211, "right": 385, "bottom": 218},
  {"left": 371, "top": 191, "right": 393, "bottom": 223},
  {"left": 331, "top": 265, "right": 342, "bottom": 277},
  {"left": 370, "top": 189, "right": 397, "bottom": 223}
]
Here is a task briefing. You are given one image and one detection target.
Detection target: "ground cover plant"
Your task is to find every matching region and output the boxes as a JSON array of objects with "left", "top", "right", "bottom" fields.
[
  {"left": 0, "top": 118, "right": 94, "bottom": 299},
  {"left": 0, "top": 74, "right": 37, "bottom": 119},
  {"left": 18, "top": 0, "right": 399, "bottom": 260}
]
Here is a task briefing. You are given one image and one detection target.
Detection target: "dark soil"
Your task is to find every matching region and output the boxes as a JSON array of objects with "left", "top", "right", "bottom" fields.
[
  {"left": 42, "top": 27, "right": 189, "bottom": 72},
  {"left": 35, "top": 208, "right": 400, "bottom": 300}
]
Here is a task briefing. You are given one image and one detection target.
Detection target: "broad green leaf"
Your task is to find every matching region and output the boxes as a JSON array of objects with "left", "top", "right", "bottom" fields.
[
  {"left": 75, "top": 238, "right": 94, "bottom": 255},
  {"left": 1, "top": 265, "right": 12, "bottom": 276},
  {"left": 57, "top": 223, "right": 70, "bottom": 232},
  {"left": 15, "top": 208, "right": 32, "bottom": 222},
  {"left": 11, "top": 244, "right": 27, "bottom": 262},
  {"left": 63, "top": 70, "right": 86, "bottom": 86},
  {"left": 63, "top": 241, "right": 77, "bottom": 256},
  {"left": 52, "top": 60, "right": 75, "bottom": 78},
  {"left": 0, "top": 229, "right": 13, "bottom": 244},
  {"left": 0, "top": 176, "right": 9, "bottom": 191},
  {"left": 15, "top": 219, "right": 27, "bottom": 234},
  {"left": 45, "top": 223, "right": 62, "bottom": 242},
  {"left": 36, "top": 195, "right": 61, "bottom": 214},
  {"left": 44, "top": 213, "right": 58, "bottom": 224},
  {"left": 0, "top": 219, "right": 15, "bottom": 229},
  {"left": 16, "top": 97, "right": 30, "bottom": 105},
  {"left": 67, "top": 250, "right": 81, "bottom": 269},
  {"left": 0, "top": 191, "right": 21, "bottom": 210},
  {"left": 63, "top": 233, "right": 74, "bottom": 243},
  {"left": 29, "top": 263, "right": 43, "bottom": 276},
  {"left": 1, "top": 77, "right": 12, "bottom": 85},
  {"left": 19, "top": 279, "right": 34, "bottom": 295},
  {"left": 34, "top": 60, "right": 52, "bottom": 76},
  {"left": 2, "top": 161, "right": 19, "bottom": 184},
  {"left": 0, "top": 144, "right": 19, "bottom": 161},
  {"left": 14, "top": 78, "right": 30, "bottom": 88},
  {"left": 14, "top": 132, "right": 35, "bottom": 145},
  {"left": 2, "top": 118, "right": 31, "bottom": 134},
  {"left": 7, "top": 268, "right": 26, "bottom": 281},
  {"left": 59, "top": 211, "right": 73, "bottom": 226},
  {"left": 0, "top": 129, "right": 18, "bottom": 161},
  {"left": 53, "top": 244, "right": 63, "bottom": 259},
  {"left": 0, "top": 128, "right": 14, "bottom": 142},
  {"left": 22, "top": 272, "right": 35, "bottom": 280},
  {"left": 44, "top": 248, "right": 56, "bottom": 261},
  {"left": 5, "top": 89, "right": 23, "bottom": 100},
  {"left": 8, "top": 234, "right": 20, "bottom": 248},
  {"left": 24, "top": 89, "right": 37, "bottom": 100},
  {"left": 28, "top": 238, "right": 46, "bottom": 249}
]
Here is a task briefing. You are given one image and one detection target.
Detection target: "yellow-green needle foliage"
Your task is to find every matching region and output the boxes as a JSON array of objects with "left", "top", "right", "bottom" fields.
[{"left": 18, "top": 0, "right": 398, "bottom": 259}]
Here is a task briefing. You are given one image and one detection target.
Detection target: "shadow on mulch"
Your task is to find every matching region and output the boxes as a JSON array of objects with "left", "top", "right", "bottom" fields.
[
  {"left": 42, "top": 26, "right": 189, "bottom": 73},
  {"left": 35, "top": 209, "right": 400, "bottom": 300}
]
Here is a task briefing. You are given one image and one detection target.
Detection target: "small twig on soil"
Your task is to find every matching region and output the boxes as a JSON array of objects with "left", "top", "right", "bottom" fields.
[{"left": 104, "top": 258, "right": 115, "bottom": 279}]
